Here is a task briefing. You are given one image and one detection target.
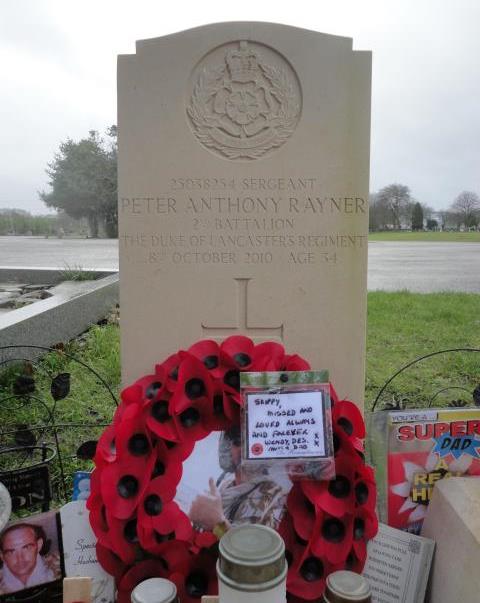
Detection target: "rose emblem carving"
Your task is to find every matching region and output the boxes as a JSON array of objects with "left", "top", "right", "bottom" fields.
[{"left": 187, "top": 41, "right": 302, "bottom": 160}]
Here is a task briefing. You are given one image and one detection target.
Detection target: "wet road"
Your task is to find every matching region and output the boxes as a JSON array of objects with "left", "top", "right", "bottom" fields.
[
  {"left": 367, "top": 241, "right": 480, "bottom": 292},
  {"left": 1, "top": 237, "right": 479, "bottom": 292}
]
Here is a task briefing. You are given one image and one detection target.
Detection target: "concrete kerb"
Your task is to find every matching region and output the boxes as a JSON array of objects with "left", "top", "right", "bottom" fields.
[{"left": 0, "top": 268, "right": 119, "bottom": 363}]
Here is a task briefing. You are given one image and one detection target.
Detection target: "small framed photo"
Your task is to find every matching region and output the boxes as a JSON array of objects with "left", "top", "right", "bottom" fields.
[{"left": 0, "top": 510, "right": 63, "bottom": 597}]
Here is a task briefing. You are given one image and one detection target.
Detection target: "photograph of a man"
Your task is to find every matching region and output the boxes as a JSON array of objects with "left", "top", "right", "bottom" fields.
[
  {"left": 188, "top": 426, "right": 288, "bottom": 531},
  {"left": 0, "top": 512, "right": 61, "bottom": 595}
]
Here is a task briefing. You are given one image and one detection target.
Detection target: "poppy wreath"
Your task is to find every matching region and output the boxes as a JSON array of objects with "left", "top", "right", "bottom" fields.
[{"left": 88, "top": 336, "right": 378, "bottom": 602}]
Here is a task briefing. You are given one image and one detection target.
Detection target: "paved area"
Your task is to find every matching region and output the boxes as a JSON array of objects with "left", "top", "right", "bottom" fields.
[
  {"left": 1, "top": 237, "right": 479, "bottom": 292},
  {"left": 0, "top": 236, "right": 118, "bottom": 271},
  {"left": 368, "top": 241, "right": 480, "bottom": 293}
]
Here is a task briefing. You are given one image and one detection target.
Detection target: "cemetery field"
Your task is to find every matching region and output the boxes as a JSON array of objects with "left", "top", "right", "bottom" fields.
[{"left": 369, "top": 231, "right": 480, "bottom": 242}]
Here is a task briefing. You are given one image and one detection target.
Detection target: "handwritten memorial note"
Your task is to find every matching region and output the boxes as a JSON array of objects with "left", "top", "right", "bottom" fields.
[
  {"left": 60, "top": 501, "right": 115, "bottom": 603},
  {"left": 246, "top": 390, "right": 327, "bottom": 459}
]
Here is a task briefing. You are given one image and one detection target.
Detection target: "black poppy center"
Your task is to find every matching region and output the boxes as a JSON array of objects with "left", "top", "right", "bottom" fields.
[
  {"left": 128, "top": 433, "right": 150, "bottom": 456},
  {"left": 300, "top": 556, "right": 324, "bottom": 582},
  {"left": 213, "top": 394, "right": 224, "bottom": 415},
  {"left": 146, "top": 381, "right": 162, "bottom": 400},
  {"left": 185, "top": 378, "right": 206, "bottom": 400},
  {"left": 180, "top": 407, "right": 200, "bottom": 428},
  {"left": 354, "top": 517, "right": 365, "bottom": 540},
  {"left": 152, "top": 461, "right": 166, "bottom": 479},
  {"left": 155, "top": 531, "right": 175, "bottom": 543},
  {"left": 117, "top": 475, "right": 139, "bottom": 499},
  {"left": 328, "top": 475, "right": 351, "bottom": 499},
  {"left": 224, "top": 369, "right": 240, "bottom": 391},
  {"left": 203, "top": 355, "right": 218, "bottom": 370},
  {"left": 346, "top": 551, "right": 356, "bottom": 570},
  {"left": 233, "top": 352, "right": 251, "bottom": 367},
  {"left": 322, "top": 518, "right": 346, "bottom": 543},
  {"left": 285, "top": 549, "right": 293, "bottom": 566},
  {"left": 338, "top": 417, "right": 354, "bottom": 436},
  {"left": 123, "top": 519, "right": 138, "bottom": 543},
  {"left": 170, "top": 367, "right": 179, "bottom": 381},
  {"left": 355, "top": 481, "right": 369, "bottom": 505},
  {"left": 304, "top": 497, "right": 315, "bottom": 515},
  {"left": 144, "top": 494, "right": 163, "bottom": 516},
  {"left": 151, "top": 400, "right": 170, "bottom": 423},
  {"left": 185, "top": 570, "right": 209, "bottom": 598}
]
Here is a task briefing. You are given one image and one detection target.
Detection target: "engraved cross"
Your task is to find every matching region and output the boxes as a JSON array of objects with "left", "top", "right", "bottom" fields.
[{"left": 202, "top": 278, "right": 284, "bottom": 341}]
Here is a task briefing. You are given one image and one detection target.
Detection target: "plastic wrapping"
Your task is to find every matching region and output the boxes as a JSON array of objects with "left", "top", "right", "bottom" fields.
[{"left": 240, "top": 371, "right": 335, "bottom": 481}]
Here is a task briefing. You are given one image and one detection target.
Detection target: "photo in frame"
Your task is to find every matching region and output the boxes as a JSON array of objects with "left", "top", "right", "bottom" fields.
[{"left": 0, "top": 510, "right": 64, "bottom": 597}]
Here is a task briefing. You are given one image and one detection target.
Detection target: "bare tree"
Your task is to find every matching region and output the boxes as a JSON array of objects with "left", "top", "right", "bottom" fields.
[
  {"left": 376, "top": 184, "right": 412, "bottom": 229},
  {"left": 450, "top": 191, "right": 480, "bottom": 228}
]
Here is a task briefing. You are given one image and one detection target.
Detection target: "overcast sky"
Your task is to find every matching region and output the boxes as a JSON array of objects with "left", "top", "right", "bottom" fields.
[{"left": 1, "top": 0, "right": 479, "bottom": 214}]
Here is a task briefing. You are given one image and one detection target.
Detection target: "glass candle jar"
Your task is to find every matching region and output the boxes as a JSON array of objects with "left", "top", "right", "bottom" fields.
[
  {"left": 217, "top": 524, "right": 287, "bottom": 603},
  {"left": 322, "top": 570, "right": 372, "bottom": 603}
]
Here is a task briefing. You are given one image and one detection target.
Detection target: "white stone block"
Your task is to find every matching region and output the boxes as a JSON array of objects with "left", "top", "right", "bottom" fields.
[{"left": 421, "top": 477, "right": 480, "bottom": 603}]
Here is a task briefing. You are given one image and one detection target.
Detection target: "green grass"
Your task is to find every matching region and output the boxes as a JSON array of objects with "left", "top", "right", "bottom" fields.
[
  {"left": 369, "top": 231, "right": 480, "bottom": 242},
  {"left": 366, "top": 291, "right": 480, "bottom": 410}
]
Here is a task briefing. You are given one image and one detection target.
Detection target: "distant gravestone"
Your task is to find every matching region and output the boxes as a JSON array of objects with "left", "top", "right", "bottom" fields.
[{"left": 118, "top": 22, "right": 371, "bottom": 407}]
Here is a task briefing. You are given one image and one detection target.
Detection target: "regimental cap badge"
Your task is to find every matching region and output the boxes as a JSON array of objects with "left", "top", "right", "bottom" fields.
[{"left": 187, "top": 40, "right": 302, "bottom": 160}]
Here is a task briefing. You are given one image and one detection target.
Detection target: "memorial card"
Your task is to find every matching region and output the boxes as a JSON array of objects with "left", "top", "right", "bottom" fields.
[
  {"left": 60, "top": 501, "right": 115, "bottom": 603},
  {"left": 363, "top": 523, "right": 434, "bottom": 603}
]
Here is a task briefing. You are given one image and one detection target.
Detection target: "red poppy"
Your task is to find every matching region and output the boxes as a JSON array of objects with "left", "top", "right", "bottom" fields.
[
  {"left": 332, "top": 400, "right": 365, "bottom": 439},
  {"left": 332, "top": 425, "right": 365, "bottom": 460},
  {"left": 287, "top": 545, "right": 328, "bottom": 601},
  {"left": 220, "top": 335, "right": 255, "bottom": 370},
  {"left": 204, "top": 383, "right": 239, "bottom": 432},
  {"left": 169, "top": 550, "right": 218, "bottom": 603},
  {"left": 353, "top": 464, "right": 377, "bottom": 514},
  {"left": 101, "top": 452, "right": 155, "bottom": 519},
  {"left": 191, "top": 530, "right": 218, "bottom": 554},
  {"left": 301, "top": 452, "right": 356, "bottom": 518},
  {"left": 120, "top": 383, "right": 143, "bottom": 407},
  {"left": 351, "top": 506, "right": 378, "bottom": 564},
  {"left": 105, "top": 513, "right": 140, "bottom": 565},
  {"left": 251, "top": 341, "right": 285, "bottom": 370},
  {"left": 87, "top": 488, "right": 110, "bottom": 548},
  {"left": 94, "top": 423, "right": 117, "bottom": 466},
  {"left": 135, "top": 367, "right": 167, "bottom": 402},
  {"left": 157, "top": 352, "right": 182, "bottom": 393},
  {"left": 95, "top": 542, "right": 129, "bottom": 581},
  {"left": 311, "top": 512, "right": 353, "bottom": 565},
  {"left": 148, "top": 439, "right": 183, "bottom": 491},
  {"left": 136, "top": 475, "right": 177, "bottom": 534},
  {"left": 115, "top": 402, "right": 153, "bottom": 461},
  {"left": 117, "top": 559, "right": 168, "bottom": 603},
  {"left": 188, "top": 339, "right": 233, "bottom": 379},
  {"left": 333, "top": 546, "right": 366, "bottom": 574},
  {"left": 287, "top": 483, "right": 317, "bottom": 541},
  {"left": 139, "top": 513, "right": 193, "bottom": 555},
  {"left": 145, "top": 393, "right": 180, "bottom": 442},
  {"left": 161, "top": 437, "right": 196, "bottom": 464},
  {"left": 283, "top": 354, "right": 311, "bottom": 371},
  {"left": 171, "top": 355, "right": 214, "bottom": 414}
]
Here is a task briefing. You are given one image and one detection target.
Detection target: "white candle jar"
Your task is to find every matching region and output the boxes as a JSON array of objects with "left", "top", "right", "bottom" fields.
[
  {"left": 130, "top": 577, "right": 178, "bottom": 603},
  {"left": 217, "top": 524, "right": 287, "bottom": 603}
]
